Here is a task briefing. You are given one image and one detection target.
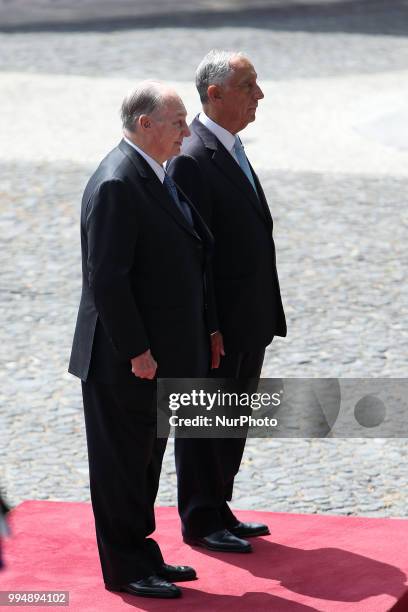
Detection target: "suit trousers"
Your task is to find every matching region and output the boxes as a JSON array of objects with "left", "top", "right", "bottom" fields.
[
  {"left": 82, "top": 378, "right": 166, "bottom": 586},
  {"left": 82, "top": 310, "right": 210, "bottom": 585},
  {"left": 175, "top": 346, "right": 266, "bottom": 537}
]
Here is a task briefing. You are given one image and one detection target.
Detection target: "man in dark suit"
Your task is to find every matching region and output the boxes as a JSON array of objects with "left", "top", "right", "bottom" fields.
[
  {"left": 167, "top": 50, "right": 287, "bottom": 553},
  {"left": 69, "top": 81, "right": 214, "bottom": 598},
  {"left": 0, "top": 493, "right": 8, "bottom": 570}
]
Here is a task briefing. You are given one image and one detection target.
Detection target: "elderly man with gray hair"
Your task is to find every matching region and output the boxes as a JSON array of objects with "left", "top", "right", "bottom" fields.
[
  {"left": 69, "top": 81, "right": 214, "bottom": 598},
  {"left": 168, "top": 50, "right": 287, "bottom": 553}
]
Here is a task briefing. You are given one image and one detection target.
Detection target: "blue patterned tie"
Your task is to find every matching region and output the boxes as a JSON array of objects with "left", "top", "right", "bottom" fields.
[
  {"left": 233, "top": 136, "right": 258, "bottom": 196},
  {"left": 163, "top": 174, "right": 194, "bottom": 227}
]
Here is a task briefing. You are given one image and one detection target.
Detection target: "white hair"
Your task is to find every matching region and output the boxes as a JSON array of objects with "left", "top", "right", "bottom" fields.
[{"left": 195, "top": 49, "right": 246, "bottom": 104}]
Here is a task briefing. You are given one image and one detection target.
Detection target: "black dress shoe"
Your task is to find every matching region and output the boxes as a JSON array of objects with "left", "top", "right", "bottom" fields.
[
  {"left": 184, "top": 529, "right": 252, "bottom": 553},
  {"left": 157, "top": 563, "right": 197, "bottom": 582},
  {"left": 229, "top": 521, "right": 270, "bottom": 538},
  {"left": 105, "top": 575, "right": 181, "bottom": 598}
]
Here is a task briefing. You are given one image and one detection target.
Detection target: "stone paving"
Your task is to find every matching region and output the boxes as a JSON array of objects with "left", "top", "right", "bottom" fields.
[{"left": 1, "top": 1, "right": 408, "bottom": 519}]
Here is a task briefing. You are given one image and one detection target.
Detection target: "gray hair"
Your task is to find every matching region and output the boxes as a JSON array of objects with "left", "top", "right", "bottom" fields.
[
  {"left": 120, "top": 81, "right": 166, "bottom": 132},
  {"left": 195, "top": 49, "right": 245, "bottom": 104}
]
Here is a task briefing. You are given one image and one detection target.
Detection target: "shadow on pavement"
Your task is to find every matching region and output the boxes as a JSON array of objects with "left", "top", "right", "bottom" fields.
[{"left": 0, "top": 0, "right": 408, "bottom": 37}]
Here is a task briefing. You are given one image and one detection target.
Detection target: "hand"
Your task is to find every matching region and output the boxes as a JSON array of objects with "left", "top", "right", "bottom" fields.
[
  {"left": 210, "top": 331, "right": 225, "bottom": 369},
  {"left": 131, "top": 349, "right": 157, "bottom": 379}
]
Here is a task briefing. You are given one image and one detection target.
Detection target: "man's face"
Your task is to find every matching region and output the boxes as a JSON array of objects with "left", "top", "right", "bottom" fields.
[
  {"left": 218, "top": 58, "right": 264, "bottom": 133},
  {"left": 150, "top": 96, "right": 190, "bottom": 163}
]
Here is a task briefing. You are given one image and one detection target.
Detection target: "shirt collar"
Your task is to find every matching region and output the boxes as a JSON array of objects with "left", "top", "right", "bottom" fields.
[
  {"left": 124, "top": 137, "right": 165, "bottom": 183},
  {"left": 198, "top": 111, "right": 236, "bottom": 154}
]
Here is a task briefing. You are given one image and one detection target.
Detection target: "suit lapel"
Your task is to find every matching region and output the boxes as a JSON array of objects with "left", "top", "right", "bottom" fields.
[
  {"left": 174, "top": 181, "right": 214, "bottom": 251},
  {"left": 119, "top": 139, "right": 199, "bottom": 240},
  {"left": 145, "top": 176, "right": 202, "bottom": 240},
  {"left": 192, "top": 118, "right": 270, "bottom": 226},
  {"left": 248, "top": 160, "right": 273, "bottom": 229},
  {"left": 212, "top": 147, "right": 269, "bottom": 225}
]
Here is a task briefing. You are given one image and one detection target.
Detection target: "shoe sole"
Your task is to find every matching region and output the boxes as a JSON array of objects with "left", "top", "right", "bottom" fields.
[
  {"left": 157, "top": 573, "right": 197, "bottom": 582},
  {"left": 183, "top": 539, "right": 252, "bottom": 553},
  {"left": 105, "top": 585, "right": 181, "bottom": 598},
  {"left": 231, "top": 529, "right": 270, "bottom": 538}
]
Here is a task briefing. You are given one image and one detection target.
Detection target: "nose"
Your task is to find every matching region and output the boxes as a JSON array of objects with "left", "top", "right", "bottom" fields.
[
  {"left": 255, "top": 83, "right": 264, "bottom": 100},
  {"left": 183, "top": 122, "right": 190, "bottom": 138}
]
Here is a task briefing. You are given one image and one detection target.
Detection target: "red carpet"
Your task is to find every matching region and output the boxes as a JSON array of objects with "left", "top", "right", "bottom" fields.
[{"left": 1, "top": 501, "right": 408, "bottom": 611}]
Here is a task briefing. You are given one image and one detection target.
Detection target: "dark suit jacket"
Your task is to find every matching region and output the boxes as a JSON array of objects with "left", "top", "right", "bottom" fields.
[
  {"left": 69, "top": 139, "right": 213, "bottom": 383},
  {"left": 167, "top": 117, "right": 286, "bottom": 353},
  {"left": 0, "top": 494, "right": 7, "bottom": 570}
]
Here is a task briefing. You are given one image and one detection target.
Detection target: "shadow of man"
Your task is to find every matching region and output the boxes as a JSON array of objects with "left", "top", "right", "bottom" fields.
[
  {"left": 110, "top": 588, "right": 320, "bottom": 611},
  {"left": 179, "top": 537, "right": 406, "bottom": 606}
]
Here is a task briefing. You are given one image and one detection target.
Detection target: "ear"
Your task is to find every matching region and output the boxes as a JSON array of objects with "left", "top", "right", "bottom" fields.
[
  {"left": 139, "top": 114, "right": 151, "bottom": 131},
  {"left": 207, "top": 84, "right": 223, "bottom": 104}
]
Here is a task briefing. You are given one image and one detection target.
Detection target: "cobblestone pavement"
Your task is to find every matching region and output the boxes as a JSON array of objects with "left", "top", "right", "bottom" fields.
[{"left": 1, "top": 1, "right": 408, "bottom": 520}]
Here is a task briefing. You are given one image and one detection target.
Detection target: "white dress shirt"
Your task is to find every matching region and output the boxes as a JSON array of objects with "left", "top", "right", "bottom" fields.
[
  {"left": 124, "top": 137, "right": 165, "bottom": 183},
  {"left": 198, "top": 112, "right": 239, "bottom": 163}
]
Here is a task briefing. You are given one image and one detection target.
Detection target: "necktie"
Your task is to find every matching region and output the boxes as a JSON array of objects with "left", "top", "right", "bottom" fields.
[
  {"left": 163, "top": 174, "right": 194, "bottom": 227},
  {"left": 233, "top": 136, "right": 258, "bottom": 196}
]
